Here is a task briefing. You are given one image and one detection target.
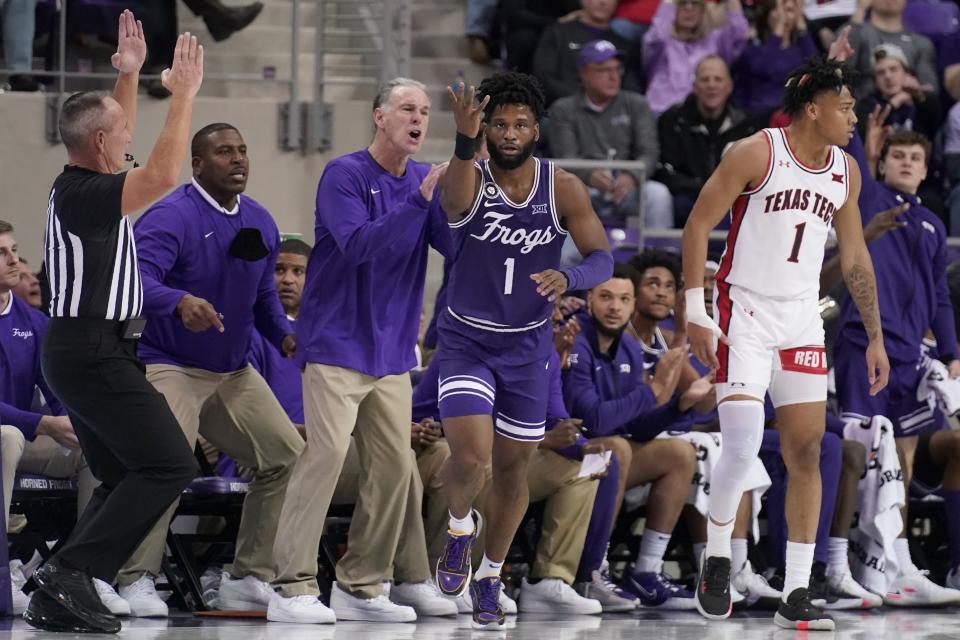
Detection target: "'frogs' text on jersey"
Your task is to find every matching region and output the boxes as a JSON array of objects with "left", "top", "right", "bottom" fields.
[
  {"left": 446, "top": 158, "right": 567, "bottom": 332},
  {"left": 717, "top": 127, "right": 849, "bottom": 301}
]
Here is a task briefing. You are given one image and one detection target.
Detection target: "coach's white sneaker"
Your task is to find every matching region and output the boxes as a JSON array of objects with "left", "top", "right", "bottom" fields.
[
  {"left": 731, "top": 561, "right": 781, "bottom": 607},
  {"left": 93, "top": 578, "right": 131, "bottom": 616},
  {"left": 826, "top": 571, "right": 882, "bottom": 609},
  {"left": 330, "top": 582, "right": 416, "bottom": 622},
  {"left": 216, "top": 573, "right": 274, "bottom": 611},
  {"left": 455, "top": 583, "right": 518, "bottom": 615},
  {"left": 119, "top": 575, "right": 168, "bottom": 617},
  {"left": 267, "top": 592, "right": 336, "bottom": 624},
  {"left": 390, "top": 581, "right": 457, "bottom": 616},
  {"left": 519, "top": 578, "right": 602, "bottom": 614},
  {"left": 885, "top": 570, "right": 960, "bottom": 606}
]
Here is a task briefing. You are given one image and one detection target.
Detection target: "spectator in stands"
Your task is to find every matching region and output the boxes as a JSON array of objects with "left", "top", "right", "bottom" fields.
[
  {"left": 655, "top": 55, "right": 758, "bottom": 225},
  {"left": 562, "top": 263, "right": 711, "bottom": 609},
  {"left": 502, "top": 0, "right": 582, "bottom": 75},
  {"left": 12, "top": 258, "right": 41, "bottom": 309},
  {"left": 947, "top": 102, "right": 960, "bottom": 235},
  {"left": 1, "top": 0, "right": 39, "bottom": 91},
  {"left": 641, "top": 0, "right": 748, "bottom": 114},
  {"left": 834, "top": 113, "right": 960, "bottom": 604},
  {"left": 0, "top": 220, "right": 99, "bottom": 615},
  {"left": 610, "top": 0, "right": 661, "bottom": 44},
  {"left": 532, "top": 0, "right": 639, "bottom": 106},
  {"left": 549, "top": 40, "right": 674, "bottom": 229},
  {"left": 802, "top": 0, "right": 855, "bottom": 50},
  {"left": 844, "top": 0, "right": 939, "bottom": 98},
  {"left": 733, "top": 0, "right": 818, "bottom": 116},
  {"left": 412, "top": 345, "right": 609, "bottom": 616},
  {"left": 465, "top": 0, "right": 498, "bottom": 64},
  {"left": 854, "top": 43, "right": 940, "bottom": 140},
  {"left": 943, "top": 36, "right": 960, "bottom": 104},
  {"left": 269, "top": 77, "right": 450, "bottom": 624},
  {"left": 119, "top": 123, "right": 304, "bottom": 618}
]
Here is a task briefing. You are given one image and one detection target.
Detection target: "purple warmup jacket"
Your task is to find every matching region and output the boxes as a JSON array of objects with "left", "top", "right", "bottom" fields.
[
  {"left": 134, "top": 184, "right": 292, "bottom": 373},
  {"left": 838, "top": 134, "right": 959, "bottom": 364},
  {"left": 297, "top": 149, "right": 452, "bottom": 377},
  {"left": 0, "top": 294, "right": 64, "bottom": 439}
]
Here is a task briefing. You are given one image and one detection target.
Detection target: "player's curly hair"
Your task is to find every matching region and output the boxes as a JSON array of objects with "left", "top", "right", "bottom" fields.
[
  {"left": 629, "top": 249, "right": 682, "bottom": 288},
  {"left": 782, "top": 55, "right": 858, "bottom": 116},
  {"left": 476, "top": 71, "right": 547, "bottom": 122}
]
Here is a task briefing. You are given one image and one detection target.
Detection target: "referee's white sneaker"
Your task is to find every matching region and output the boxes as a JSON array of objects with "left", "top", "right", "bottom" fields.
[
  {"left": 519, "top": 577, "right": 602, "bottom": 614},
  {"left": 330, "top": 582, "right": 416, "bottom": 622},
  {"left": 118, "top": 575, "right": 168, "bottom": 617},
  {"left": 267, "top": 592, "right": 336, "bottom": 624},
  {"left": 885, "top": 570, "right": 960, "bottom": 606},
  {"left": 389, "top": 580, "right": 458, "bottom": 616}
]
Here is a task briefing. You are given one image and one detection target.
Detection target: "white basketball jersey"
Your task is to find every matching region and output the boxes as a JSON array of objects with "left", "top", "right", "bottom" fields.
[{"left": 716, "top": 128, "right": 850, "bottom": 300}]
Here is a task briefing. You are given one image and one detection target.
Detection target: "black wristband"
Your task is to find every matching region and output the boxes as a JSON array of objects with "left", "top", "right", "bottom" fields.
[{"left": 454, "top": 132, "right": 475, "bottom": 161}]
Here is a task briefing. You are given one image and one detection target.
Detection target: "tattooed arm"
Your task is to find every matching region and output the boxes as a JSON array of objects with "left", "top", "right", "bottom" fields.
[{"left": 834, "top": 155, "right": 889, "bottom": 395}]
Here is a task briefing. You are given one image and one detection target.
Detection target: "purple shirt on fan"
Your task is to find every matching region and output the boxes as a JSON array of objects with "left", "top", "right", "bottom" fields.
[
  {"left": 838, "top": 133, "right": 959, "bottom": 364},
  {"left": 0, "top": 294, "right": 65, "bottom": 439},
  {"left": 135, "top": 184, "right": 292, "bottom": 373},
  {"left": 298, "top": 150, "right": 452, "bottom": 377},
  {"left": 249, "top": 320, "right": 303, "bottom": 424},
  {"left": 733, "top": 34, "right": 818, "bottom": 114}
]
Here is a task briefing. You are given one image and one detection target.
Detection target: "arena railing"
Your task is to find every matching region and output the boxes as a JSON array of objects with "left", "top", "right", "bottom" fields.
[{"left": 0, "top": 0, "right": 411, "bottom": 154}]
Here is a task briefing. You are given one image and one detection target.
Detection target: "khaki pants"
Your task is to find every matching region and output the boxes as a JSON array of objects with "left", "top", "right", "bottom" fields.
[
  {"left": 418, "top": 441, "right": 596, "bottom": 584},
  {"left": 116, "top": 364, "right": 304, "bottom": 586},
  {"left": 273, "top": 364, "right": 414, "bottom": 598},
  {"left": 1, "top": 426, "right": 98, "bottom": 527},
  {"left": 333, "top": 440, "right": 430, "bottom": 584}
]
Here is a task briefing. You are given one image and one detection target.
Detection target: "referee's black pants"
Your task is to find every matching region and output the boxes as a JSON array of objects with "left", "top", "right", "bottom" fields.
[{"left": 41, "top": 319, "right": 199, "bottom": 582}]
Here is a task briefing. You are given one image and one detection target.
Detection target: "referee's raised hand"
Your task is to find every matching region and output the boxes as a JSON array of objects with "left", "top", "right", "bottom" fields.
[{"left": 161, "top": 32, "right": 204, "bottom": 98}]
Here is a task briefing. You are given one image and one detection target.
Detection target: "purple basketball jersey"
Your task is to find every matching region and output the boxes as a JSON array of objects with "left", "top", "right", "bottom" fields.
[{"left": 446, "top": 158, "right": 566, "bottom": 333}]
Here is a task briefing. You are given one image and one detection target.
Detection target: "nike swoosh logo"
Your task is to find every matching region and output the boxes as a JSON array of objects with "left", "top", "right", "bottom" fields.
[
  {"left": 595, "top": 366, "right": 602, "bottom": 372},
  {"left": 204, "top": 232, "right": 214, "bottom": 238},
  {"left": 483, "top": 200, "right": 499, "bottom": 207},
  {"left": 634, "top": 584, "right": 659, "bottom": 600},
  {"left": 371, "top": 189, "right": 381, "bottom": 195},
  {"left": 643, "top": 362, "right": 656, "bottom": 369}
]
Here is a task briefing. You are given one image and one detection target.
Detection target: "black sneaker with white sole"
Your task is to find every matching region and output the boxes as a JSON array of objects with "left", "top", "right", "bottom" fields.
[
  {"left": 774, "top": 587, "right": 836, "bottom": 631},
  {"left": 695, "top": 553, "right": 732, "bottom": 620}
]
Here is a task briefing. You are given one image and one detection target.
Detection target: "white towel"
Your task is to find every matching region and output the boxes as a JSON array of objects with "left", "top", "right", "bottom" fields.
[
  {"left": 843, "top": 415, "right": 905, "bottom": 593},
  {"left": 916, "top": 355, "right": 960, "bottom": 417}
]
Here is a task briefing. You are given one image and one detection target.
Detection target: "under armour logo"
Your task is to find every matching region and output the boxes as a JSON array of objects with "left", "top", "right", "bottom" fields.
[
  {"left": 778, "top": 160, "right": 790, "bottom": 168},
  {"left": 832, "top": 173, "right": 844, "bottom": 184}
]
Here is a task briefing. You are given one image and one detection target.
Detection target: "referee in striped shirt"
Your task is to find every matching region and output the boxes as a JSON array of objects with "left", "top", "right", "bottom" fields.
[{"left": 27, "top": 12, "right": 204, "bottom": 633}]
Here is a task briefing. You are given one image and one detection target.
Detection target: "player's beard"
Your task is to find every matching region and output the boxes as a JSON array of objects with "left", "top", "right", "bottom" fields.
[
  {"left": 488, "top": 137, "right": 537, "bottom": 170},
  {"left": 592, "top": 311, "right": 628, "bottom": 341}
]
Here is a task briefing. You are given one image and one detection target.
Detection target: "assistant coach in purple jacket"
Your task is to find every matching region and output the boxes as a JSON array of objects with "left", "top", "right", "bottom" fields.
[
  {"left": 269, "top": 77, "right": 452, "bottom": 624},
  {"left": 123, "top": 123, "right": 304, "bottom": 617}
]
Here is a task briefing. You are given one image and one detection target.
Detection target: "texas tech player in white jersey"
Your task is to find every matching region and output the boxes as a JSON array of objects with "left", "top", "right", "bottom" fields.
[{"left": 718, "top": 127, "right": 850, "bottom": 301}]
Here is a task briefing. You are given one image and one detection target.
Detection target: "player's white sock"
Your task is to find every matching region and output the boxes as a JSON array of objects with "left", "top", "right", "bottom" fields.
[
  {"left": 782, "top": 542, "right": 815, "bottom": 601},
  {"left": 449, "top": 510, "right": 475, "bottom": 535},
  {"left": 475, "top": 555, "right": 503, "bottom": 581},
  {"left": 635, "top": 529, "right": 671, "bottom": 573},
  {"left": 706, "top": 517, "right": 734, "bottom": 559},
  {"left": 894, "top": 537, "right": 919, "bottom": 575},
  {"left": 827, "top": 537, "right": 849, "bottom": 575},
  {"left": 731, "top": 538, "right": 748, "bottom": 573}
]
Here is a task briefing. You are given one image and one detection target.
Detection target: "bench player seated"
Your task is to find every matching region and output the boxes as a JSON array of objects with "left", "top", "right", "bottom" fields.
[{"left": 562, "top": 262, "right": 722, "bottom": 609}]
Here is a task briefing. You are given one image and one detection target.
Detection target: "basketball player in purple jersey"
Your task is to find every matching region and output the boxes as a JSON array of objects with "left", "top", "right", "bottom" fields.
[
  {"left": 433, "top": 72, "right": 613, "bottom": 629},
  {"left": 682, "top": 54, "right": 889, "bottom": 630}
]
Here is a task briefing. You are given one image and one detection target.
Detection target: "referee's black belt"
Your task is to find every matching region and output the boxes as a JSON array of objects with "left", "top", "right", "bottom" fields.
[{"left": 48, "top": 317, "right": 147, "bottom": 340}]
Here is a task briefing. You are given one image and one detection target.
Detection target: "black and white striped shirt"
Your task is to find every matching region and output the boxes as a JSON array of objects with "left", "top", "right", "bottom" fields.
[{"left": 45, "top": 166, "right": 143, "bottom": 320}]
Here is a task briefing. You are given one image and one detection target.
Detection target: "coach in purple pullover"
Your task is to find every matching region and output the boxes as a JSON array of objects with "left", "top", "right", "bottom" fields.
[
  {"left": 269, "top": 78, "right": 453, "bottom": 624},
  {"left": 122, "top": 124, "right": 304, "bottom": 617}
]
